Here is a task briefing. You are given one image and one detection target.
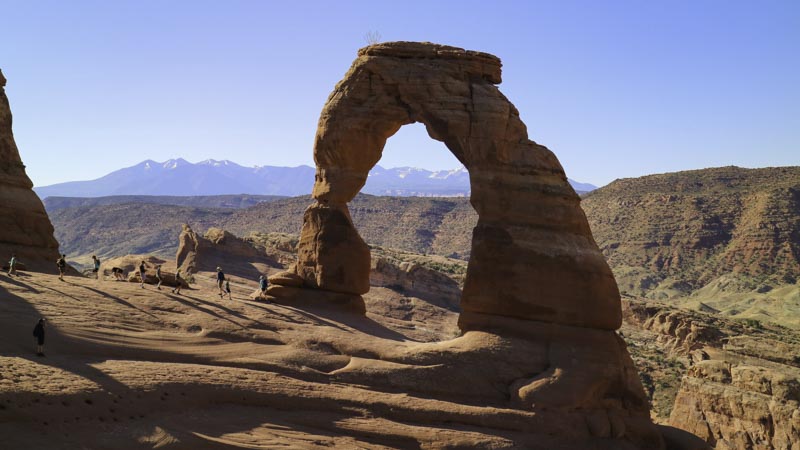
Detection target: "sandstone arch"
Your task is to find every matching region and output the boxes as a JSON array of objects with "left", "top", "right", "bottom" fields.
[{"left": 288, "top": 42, "right": 621, "bottom": 332}]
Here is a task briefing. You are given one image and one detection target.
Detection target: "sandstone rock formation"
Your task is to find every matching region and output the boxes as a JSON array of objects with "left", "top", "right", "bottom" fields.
[
  {"left": 176, "top": 225, "right": 282, "bottom": 281},
  {"left": 0, "top": 69, "right": 60, "bottom": 271},
  {"left": 370, "top": 255, "right": 461, "bottom": 311},
  {"left": 284, "top": 41, "right": 620, "bottom": 330},
  {"left": 670, "top": 359, "right": 800, "bottom": 449},
  {"left": 268, "top": 42, "right": 665, "bottom": 448}
]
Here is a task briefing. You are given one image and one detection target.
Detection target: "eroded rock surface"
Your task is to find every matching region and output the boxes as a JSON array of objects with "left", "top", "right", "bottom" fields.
[
  {"left": 0, "top": 69, "right": 60, "bottom": 271},
  {"left": 176, "top": 224, "right": 282, "bottom": 281},
  {"left": 269, "top": 42, "right": 666, "bottom": 449}
]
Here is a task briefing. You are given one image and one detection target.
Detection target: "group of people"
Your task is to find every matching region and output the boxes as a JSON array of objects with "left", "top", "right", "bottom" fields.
[{"left": 10, "top": 253, "right": 273, "bottom": 358}]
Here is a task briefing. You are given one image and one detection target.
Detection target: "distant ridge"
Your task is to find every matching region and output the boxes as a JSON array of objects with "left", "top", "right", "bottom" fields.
[{"left": 34, "top": 158, "right": 597, "bottom": 198}]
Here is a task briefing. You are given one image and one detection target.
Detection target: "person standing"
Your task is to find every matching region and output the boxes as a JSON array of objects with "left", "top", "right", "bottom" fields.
[
  {"left": 138, "top": 261, "right": 146, "bottom": 288},
  {"left": 172, "top": 268, "right": 183, "bottom": 295},
  {"left": 7, "top": 253, "right": 17, "bottom": 277},
  {"left": 216, "top": 267, "right": 225, "bottom": 297},
  {"left": 91, "top": 255, "right": 101, "bottom": 280},
  {"left": 155, "top": 265, "right": 163, "bottom": 290},
  {"left": 259, "top": 275, "right": 268, "bottom": 299},
  {"left": 56, "top": 254, "right": 67, "bottom": 281},
  {"left": 32, "top": 318, "right": 46, "bottom": 356}
]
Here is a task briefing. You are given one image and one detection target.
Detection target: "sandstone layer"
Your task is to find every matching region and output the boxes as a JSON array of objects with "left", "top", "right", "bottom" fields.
[
  {"left": 175, "top": 225, "right": 282, "bottom": 282},
  {"left": 0, "top": 69, "right": 60, "bottom": 271},
  {"left": 287, "top": 41, "right": 620, "bottom": 330},
  {"left": 620, "top": 297, "right": 800, "bottom": 449},
  {"left": 268, "top": 42, "right": 665, "bottom": 448}
]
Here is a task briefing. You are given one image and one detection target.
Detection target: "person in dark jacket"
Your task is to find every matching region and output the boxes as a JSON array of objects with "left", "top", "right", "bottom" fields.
[
  {"left": 259, "top": 275, "right": 268, "bottom": 299},
  {"left": 56, "top": 254, "right": 67, "bottom": 281},
  {"left": 139, "top": 261, "right": 146, "bottom": 288},
  {"left": 216, "top": 267, "right": 225, "bottom": 297},
  {"left": 33, "top": 318, "right": 46, "bottom": 356}
]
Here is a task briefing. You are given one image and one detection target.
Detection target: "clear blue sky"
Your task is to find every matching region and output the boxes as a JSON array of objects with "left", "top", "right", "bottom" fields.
[{"left": 2, "top": 0, "right": 798, "bottom": 187}]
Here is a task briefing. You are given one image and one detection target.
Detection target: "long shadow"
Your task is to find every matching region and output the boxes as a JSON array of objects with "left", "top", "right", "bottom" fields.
[
  {"left": 0, "top": 283, "right": 130, "bottom": 394},
  {"left": 0, "top": 273, "right": 41, "bottom": 294},
  {"left": 168, "top": 294, "right": 251, "bottom": 331},
  {"left": 25, "top": 278, "right": 89, "bottom": 304},
  {"left": 78, "top": 285, "right": 160, "bottom": 319},
  {"left": 267, "top": 301, "right": 412, "bottom": 342}
]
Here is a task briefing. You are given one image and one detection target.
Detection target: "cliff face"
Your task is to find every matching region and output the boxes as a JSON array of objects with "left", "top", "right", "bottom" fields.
[
  {"left": 670, "top": 359, "right": 800, "bottom": 449},
  {"left": 620, "top": 297, "right": 800, "bottom": 449},
  {"left": 0, "top": 70, "right": 60, "bottom": 271},
  {"left": 583, "top": 166, "right": 800, "bottom": 328}
]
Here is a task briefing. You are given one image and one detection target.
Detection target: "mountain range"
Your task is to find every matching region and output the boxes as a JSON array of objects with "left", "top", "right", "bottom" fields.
[
  {"left": 33, "top": 158, "right": 597, "bottom": 198},
  {"left": 46, "top": 165, "right": 800, "bottom": 329}
]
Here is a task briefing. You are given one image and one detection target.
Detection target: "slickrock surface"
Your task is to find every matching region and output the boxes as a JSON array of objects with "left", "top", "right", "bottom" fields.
[
  {"left": 1, "top": 271, "right": 648, "bottom": 449},
  {"left": 266, "top": 42, "right": 665, "bottom": 448},
  {"left": 0, "top": 70, "right": 60, "bottom": 271}
]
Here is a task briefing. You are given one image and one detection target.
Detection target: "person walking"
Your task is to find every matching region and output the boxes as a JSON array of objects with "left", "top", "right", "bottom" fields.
[
  {"left": 138, "top": 261, "right": 146, "bottom": 288},
  {"left": 172, "top": 268, "right": 183, "bottom": 295},
  {"left": 216, "top": 267, "right": 225, "bottom": 297},
  {"left": 32, "top": 318, "right": 46, "bottom": 356},
  {"left": 225, "top": 279, "right": 232, "bottom": 300},
  {"left": 91, "top": 255, "right": 101, "bottom": 280},
  {"left": 7, "top": 253, "right": 17, "bottom": 277},
  {"left": 259, "top": 275, "right": 268, "bottom": 300},
  {"left": 155, "top": 265, "right": 163, "bottom": 290},
  {"left": 56, "top": 254, "right": 67, "bottom": 281}
]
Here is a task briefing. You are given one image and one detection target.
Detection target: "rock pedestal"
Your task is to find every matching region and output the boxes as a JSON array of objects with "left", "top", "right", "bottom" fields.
[{"left": 0, "top": 69, "right": 60, "bottom": 272}]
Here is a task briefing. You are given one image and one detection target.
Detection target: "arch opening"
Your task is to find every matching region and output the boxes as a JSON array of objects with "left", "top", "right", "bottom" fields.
[{"left": 275, "top": 42, "right": 623, "bottom": 334}]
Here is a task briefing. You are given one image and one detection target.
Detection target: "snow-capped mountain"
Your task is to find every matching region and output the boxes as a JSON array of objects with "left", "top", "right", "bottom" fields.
[{"left": 33, "top": 159, "right": 597, "bottom": 198}]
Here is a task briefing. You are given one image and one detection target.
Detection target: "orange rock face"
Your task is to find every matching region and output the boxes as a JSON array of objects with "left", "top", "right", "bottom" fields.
[
  {"left": 290, "top": 42, "right": 620, "bottom": 331},
  {"left": 0, "top": 70, "right": 60, "bottom": 272},
  {"left": 272, "top": 42, "right": 667, "bottom": 448}
]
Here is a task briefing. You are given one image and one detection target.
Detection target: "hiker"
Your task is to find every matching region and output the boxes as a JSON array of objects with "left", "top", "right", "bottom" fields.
[
  {"left": 259, "top": 275, "right": 268, "bottom": 299},
  {"left": 111, "top": 267, "right": 125, "bottom": 281},
  {"left": 155, "top": 265, "right": 162, "bottom": 290},
  {"left": 7, "top": 253, "right": 17, "bottom": 277},
  {"left": 225, "top": 279, "right": 232, "bottom": 300},
  {"left": 32, "top": 318, "right": 46, "bottom": 356},
  {"left": 91, "top": 255, "right": 100, "bottom": 279},
  {"left": 216, "top": 267, "right": 225, "bottom": 297},
  {"left": 56, "top": 254, "right": 67, "bottom": 281},
  {"left": 138, "top": 261, "right": 146, "bottom": 288},
  {"left": 172, "top": 268, "right": 183, "bottom": 294}
]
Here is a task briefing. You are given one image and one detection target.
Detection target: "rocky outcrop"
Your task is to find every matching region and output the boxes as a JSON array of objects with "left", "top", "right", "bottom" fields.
[
  {"left": 175, "top": 225, "right": 281, "bottom": 281},
  {"left": 370, "top": 256, "right": 461, "bottom": 310},
  {"left": 269, "top": 42, "right": 665, "bottom": 449},
  {"left": 0, "top": 69, "right": 60, "bottom": 271},
  {"left": 670, "top": 360, "right": 800, "bottom": 449},
  {"left": 622, "top": 299, "right": 725, "bottom": 356}
]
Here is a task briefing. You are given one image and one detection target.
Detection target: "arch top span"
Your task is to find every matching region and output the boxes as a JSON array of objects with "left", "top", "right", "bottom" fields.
[{"left": 287, "top": 41, "right": 622, "bottom": 332}]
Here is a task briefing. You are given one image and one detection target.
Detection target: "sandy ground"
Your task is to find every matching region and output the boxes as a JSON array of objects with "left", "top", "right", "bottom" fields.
[{"left": 0, "top": 271, "right": 575, "bottom": 449}]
